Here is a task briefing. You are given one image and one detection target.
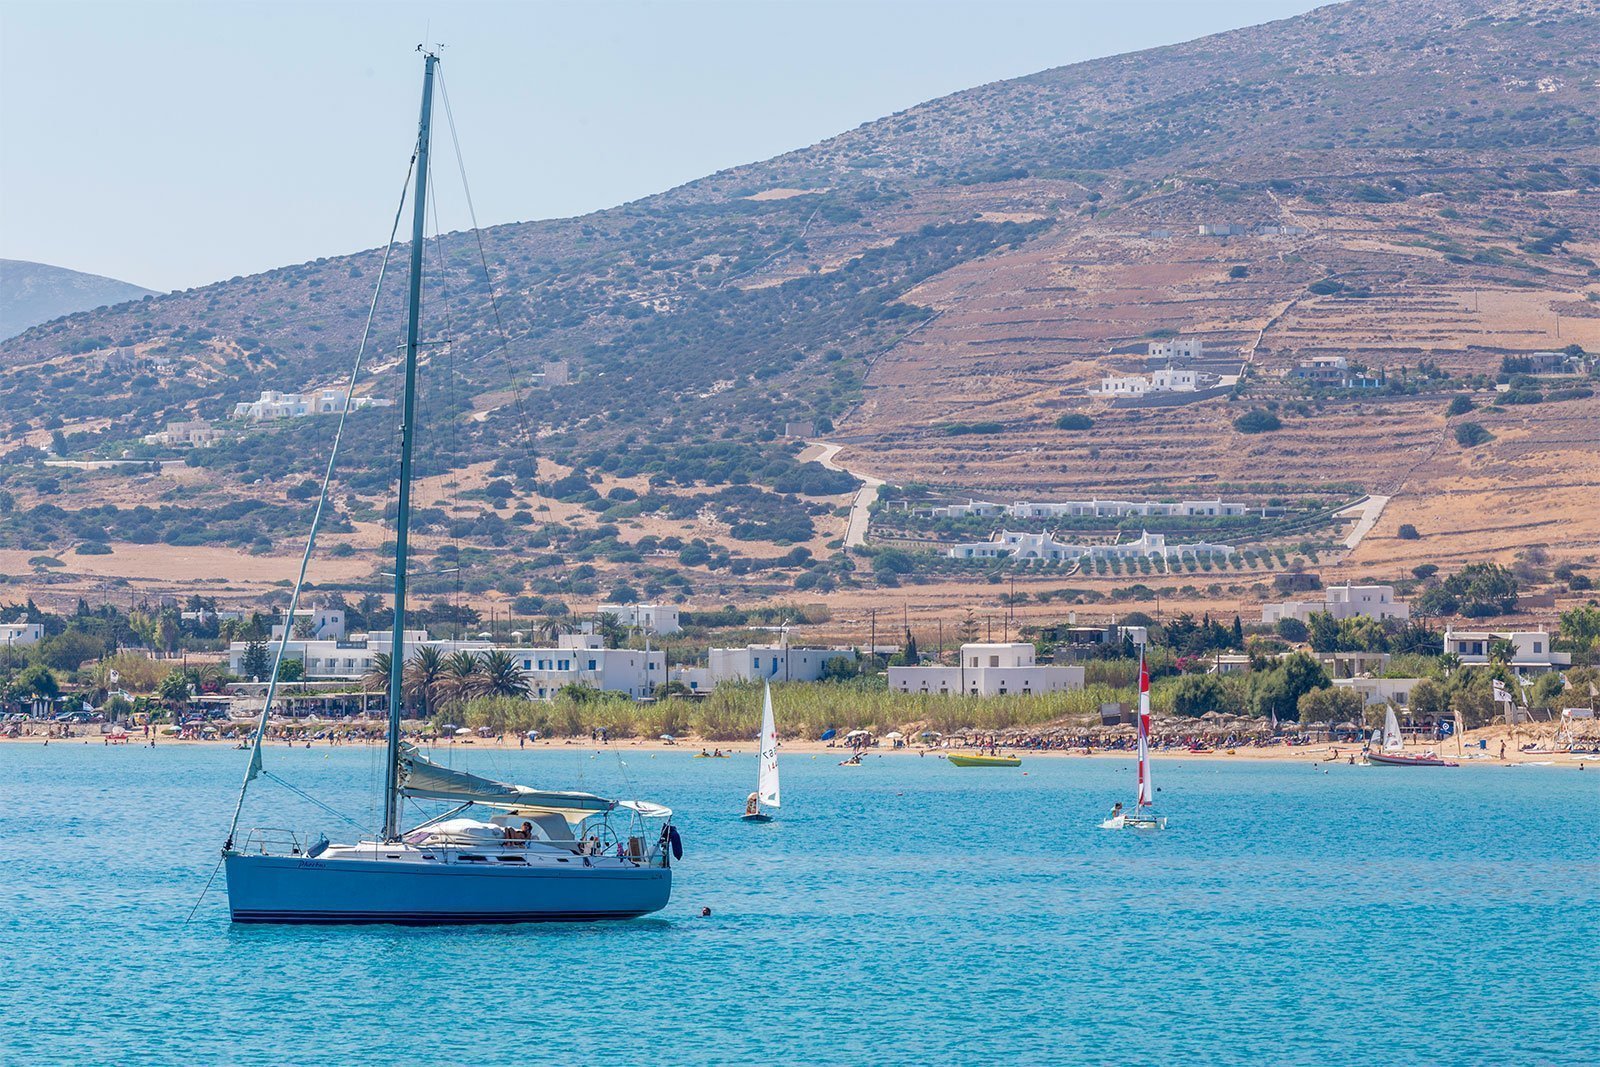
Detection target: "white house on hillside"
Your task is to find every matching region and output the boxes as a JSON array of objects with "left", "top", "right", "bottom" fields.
[
  {"left": 597, "top": 603, "right": 681, "bottom": 636},
  {"left": 889, "top": 642, "right": 1085, "bottom": 696},
  {"left": 1261, "top": 584, "right": 1410, "bottom": 625},
  {"left": 1148, "top": 338, "right": 1204, "bottom": 362},
  {"left": 2, "top": 622, "right": 45, "bottom": 647},
  {"left": 1443, "top": 629, "right": 1569, "bottom": 674}
]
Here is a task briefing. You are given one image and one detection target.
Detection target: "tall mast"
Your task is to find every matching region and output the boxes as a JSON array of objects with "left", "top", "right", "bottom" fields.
[{"left": 383, "top": 50, "right": 436, "bottom": 841}]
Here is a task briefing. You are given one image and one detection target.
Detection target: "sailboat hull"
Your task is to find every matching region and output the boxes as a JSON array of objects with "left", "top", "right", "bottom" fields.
[
  {"left": 224, "top": 853, "right": 672, "bottom": 924},
  {"left": 1367, "top": 753, "right": 1458, "bottom": 767},
  {"left": 740, "top": 813, "right": 774, "bottom": 823}
]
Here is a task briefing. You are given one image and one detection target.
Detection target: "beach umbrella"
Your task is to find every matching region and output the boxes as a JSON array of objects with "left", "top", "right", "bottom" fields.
[
  {"left": 659, "top": 734, "right": 676, "bottom": 742},
  {"left": 819, "top": 728, "right": 837, "bottom": 741},
  {"left": 454, "top": 727, "right": 471, "bottom": 736},
  {"left": 884, "top": 731, "right": 904, "bottom": 740},
  {"left": 846, "top": 729, "right": 869, "bottom": 739},
  {"left": 527, "top": 730, "right": 540, "bottom": 739}
]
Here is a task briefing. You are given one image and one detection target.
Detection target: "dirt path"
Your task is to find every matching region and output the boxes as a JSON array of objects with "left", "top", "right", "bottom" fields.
[
  {"left": 1333, "top": 494, "right": 1391, "bottom": 550},
  {"left": 807, "top": 442, "right": 884, "bottom": 548}
]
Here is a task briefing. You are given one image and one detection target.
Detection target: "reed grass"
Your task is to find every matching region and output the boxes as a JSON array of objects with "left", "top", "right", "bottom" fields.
[{"left": 456, "top": 680, "right": 1154, "bottom": 741}]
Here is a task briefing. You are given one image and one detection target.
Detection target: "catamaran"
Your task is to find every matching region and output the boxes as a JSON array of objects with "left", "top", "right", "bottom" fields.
[
  {"left": 1102, "top": 648, "right": 1165, "bottom": 830},
  {"left": 220, "top": 51, "right": 678, "bottom": 923},
  {"left": 743, "top": 682, "right": 780, "bottom": 821},
  {"left": 1367, "top": 704, "right": 1457, "bottom": 767}
]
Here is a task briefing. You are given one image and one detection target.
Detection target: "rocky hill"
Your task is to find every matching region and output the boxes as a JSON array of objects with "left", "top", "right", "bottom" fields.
[
  {"left": 0, "top": 260, "right": 156, "bottom": 341},
  {"left": 2, "top": 0, "right": 1598, "bottom": 615}
]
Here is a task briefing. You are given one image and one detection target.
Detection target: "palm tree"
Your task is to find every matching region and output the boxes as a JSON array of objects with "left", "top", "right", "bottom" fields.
[
  {"left": 361, "top": 652, "right": 392, "bottom": 719},
  {"left": 537, "top": 616, "right": 566, "bottom": 644},
  {"left": 441, "top": 650, "right": 484, "bottom": 706},
  {"left": 477, "top": 649, "right": 531, "bottom": 699},
  {"left": 403, "top": 645, "right": 447, "bottom": 717}
]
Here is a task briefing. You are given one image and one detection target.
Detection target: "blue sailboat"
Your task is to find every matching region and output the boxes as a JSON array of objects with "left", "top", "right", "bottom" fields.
[{"left": 221, "top": 51, "right": 677, "bottom": 923}]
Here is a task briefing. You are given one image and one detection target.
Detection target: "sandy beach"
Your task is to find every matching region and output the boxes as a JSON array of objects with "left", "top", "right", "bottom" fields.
[{"left": 6, "top": 723, "right": 1591, "bottom": 768}]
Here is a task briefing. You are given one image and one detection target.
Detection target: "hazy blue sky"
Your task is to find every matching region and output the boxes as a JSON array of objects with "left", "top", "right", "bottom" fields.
[{"left": 1, "top": 0, "right": 1326, "bottom": 292}]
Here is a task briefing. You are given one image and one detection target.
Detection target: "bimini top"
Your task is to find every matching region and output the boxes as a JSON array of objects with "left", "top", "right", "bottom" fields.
[{"left": 397, "top": 744, "right": 671, "bottom": 819}]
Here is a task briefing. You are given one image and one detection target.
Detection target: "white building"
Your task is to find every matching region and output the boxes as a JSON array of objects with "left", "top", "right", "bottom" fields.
[
  {"left": 914, "top": 499, "right": 1005, "bottom": 519},
  {"left": 2, "top": 622, "right": 45, "bottom": 647},
  {"left": 918, "top": 497, "right": 1252, "bottom": 520},
  {"left": 270, "top": 607, "right": 347, "bottom": 641},
  {"left": 597, "top": 603, "right": 681, "bottom": 636},
  {"left": 1262, "top": 584, "right": 1410, "bottom": 626},
  {"left": 1007, "top": 497, "right": 1250, "bottom": 519},
  {"left": 1332, "top": 677, "right": 1423, "bottom": 708},
  {"left": 1148, "top": 338, "right": 1204, "bottom": 362},
  {"left": 1443, "top": 630, "right": 1570, "bottom": 674},
  {"left": 948, "top": 529, "right": 1235, "bottom": 562},
  {"left": 226, "top": 630, "right": 664, "bottom": 699},
  {"left": 143, "top": 420, "right": 223, "bottom": 447},
  {"left": 673, "top": 644, "right": 858, "bottom": 692},
  {"left": 889, "top": 642, "right": 1085, "bottom": 696},
  {"left": 232, "top": 389, "right": 394, "bottom": 420},
  {"left": 1096, "top": 367, "right": 1210, "bottom": 397}
]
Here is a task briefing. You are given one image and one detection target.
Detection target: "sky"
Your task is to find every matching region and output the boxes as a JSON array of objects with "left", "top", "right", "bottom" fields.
[{"left": 0, "top": 0, "right": 1328, "bottom": 292}]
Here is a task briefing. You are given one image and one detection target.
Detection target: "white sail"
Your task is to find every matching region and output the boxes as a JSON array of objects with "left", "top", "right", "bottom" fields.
[
  {"left": 1383, "top": 705, "right": 1404, "bottom": 753},
  {"left": 758, "top": 682, "right": 781, "bottom": 808},
  {"left": 1135, "top": 651, "right": 1153, "bottom": 808}
]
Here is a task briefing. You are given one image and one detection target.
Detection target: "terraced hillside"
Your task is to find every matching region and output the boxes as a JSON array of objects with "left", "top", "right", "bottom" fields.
[{"left": 2, "top": 0, "right": 1598, "bottom": 617}]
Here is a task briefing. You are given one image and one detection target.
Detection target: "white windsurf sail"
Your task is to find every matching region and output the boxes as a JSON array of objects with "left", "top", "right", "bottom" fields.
[{"left": 758, "top": 681, "right": 781, "bottom": 809}]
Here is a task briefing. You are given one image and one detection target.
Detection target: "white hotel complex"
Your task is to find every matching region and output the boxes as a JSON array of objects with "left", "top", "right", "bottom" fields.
[
  {"left": 226, "top": 629, "right": 663, "bottom": 700},
  {"left": 889, "top": 643, "right": 1085, "bottom": 696},
  {"left": 232, "top": 389, "right": 395, "bottom": 420},
  {"left": 947, "top": 529, "right": 1235, "bottom": 562},
  {"left": 916, "top": 497, "right": 1255, "bottom": 520}
]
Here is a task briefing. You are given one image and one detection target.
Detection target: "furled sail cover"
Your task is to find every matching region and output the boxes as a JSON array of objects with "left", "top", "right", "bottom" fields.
[{"left": 398, "top": 744, "right": 615, "bottom": 814}]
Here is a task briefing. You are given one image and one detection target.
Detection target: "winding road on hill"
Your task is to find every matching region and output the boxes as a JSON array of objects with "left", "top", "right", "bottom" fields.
[{"left": 807, "top": 442, "right": 884, "bottom": 548}]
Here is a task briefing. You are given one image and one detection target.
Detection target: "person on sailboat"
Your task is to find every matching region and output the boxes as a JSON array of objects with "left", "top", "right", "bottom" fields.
[
  {"left": 745, "top": 792, "right": 760, "bottom": 817},
  {"left": 1109, "top": 802, "right": 1124, "bottom": 821}
]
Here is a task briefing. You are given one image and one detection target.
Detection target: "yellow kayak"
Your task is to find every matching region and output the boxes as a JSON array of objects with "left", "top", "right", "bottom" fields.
[{"left": 947, "top": 753, "right": 1021, "bottom": 768}]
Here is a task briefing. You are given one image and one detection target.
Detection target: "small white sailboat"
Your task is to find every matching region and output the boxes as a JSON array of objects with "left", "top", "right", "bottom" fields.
[
  {"left": 1368, "top": 704, "right": 1456, "bottom": 767},
  {"left": 743, "top": 682, "right": 780, "bottom": 822},
  {"left": 1102, "top": 648, "right": 1166, "bottom": 831}
]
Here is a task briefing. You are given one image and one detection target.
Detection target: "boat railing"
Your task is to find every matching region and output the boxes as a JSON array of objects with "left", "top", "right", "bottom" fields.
[{"left": 237, "top": 827, "right": 308, "bottom": 855}]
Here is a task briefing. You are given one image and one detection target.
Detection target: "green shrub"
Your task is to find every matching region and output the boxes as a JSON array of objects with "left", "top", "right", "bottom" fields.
[
  {"left": 1234, "top": 409, "right": 1282, "bottom": 434},
  {"left": 1454, "top": 422, "right": 1493, "bottom": 447},
  {"left": 1054, "top": 413, "right": 1094, "bottom": 431}
]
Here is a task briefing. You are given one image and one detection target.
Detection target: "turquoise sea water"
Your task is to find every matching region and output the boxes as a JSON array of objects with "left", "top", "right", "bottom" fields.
[{"left": 1, "top": 741, "right": 1596, "bottom": 1065}]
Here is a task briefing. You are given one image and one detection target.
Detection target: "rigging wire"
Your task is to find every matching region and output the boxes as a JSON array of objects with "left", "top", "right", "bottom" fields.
[
  {"left": 434, "top": 65, "right": 535, "bottom": 441},
  {"left": 423, "top": 143, "right": 470, "bottom": 647},
  {"left": 223, "top": 146, "right": 419, "bottom": 848}
]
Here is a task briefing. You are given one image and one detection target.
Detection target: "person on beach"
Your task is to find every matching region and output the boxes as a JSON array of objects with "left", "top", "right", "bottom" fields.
[{"left": 1499, "top": 740, "right": 1506, "bottom": 760}]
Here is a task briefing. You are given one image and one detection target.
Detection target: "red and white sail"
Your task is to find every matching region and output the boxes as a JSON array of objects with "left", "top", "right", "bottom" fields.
[{"left": 1135, "top": 649, "right": 1154, "bottom": 808}]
